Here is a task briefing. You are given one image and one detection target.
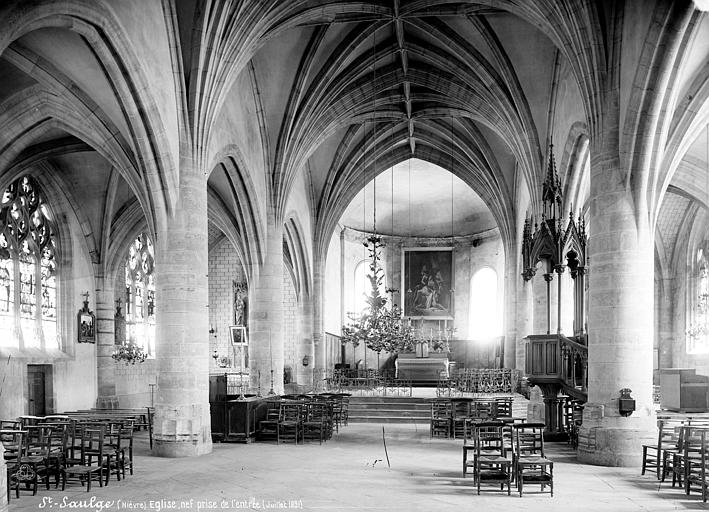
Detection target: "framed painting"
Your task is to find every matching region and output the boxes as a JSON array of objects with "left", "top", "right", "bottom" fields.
[
  {"left": 77, "top": 292, "right": 96, "bottom": 343},
  {"left": 230, "top": 325, "right": 247, "bottom": 346},
  {"left": 402, "top": 247, "right": 454, "bottom": 319},
  {"left": 230, "top": 325, "right": 249, "bottom": 369}
]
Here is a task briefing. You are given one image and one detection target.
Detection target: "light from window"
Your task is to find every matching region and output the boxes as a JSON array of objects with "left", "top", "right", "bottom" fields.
[
  {"left": 469, "top": 267, "right": 501, "bottom": 339},
  {"left": 353, "top": 260, "right": 386, "bottom": 316},
  {"left": 687, "top": 248, "right": 709, "bottom": 354}
]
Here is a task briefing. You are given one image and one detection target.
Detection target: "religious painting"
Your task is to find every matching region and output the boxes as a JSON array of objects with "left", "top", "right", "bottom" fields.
[
  {"left": 230, "top": 325, "right": 249, "bottom": 369},
  {"left": 233, "top": 280, "right": 248, "bottom": 328},
  {"left": 402, "top": 248, "right": 454, "bottom": 319},
  {"left": 77, "top": 292, "right": 96, "bottom": 344}
]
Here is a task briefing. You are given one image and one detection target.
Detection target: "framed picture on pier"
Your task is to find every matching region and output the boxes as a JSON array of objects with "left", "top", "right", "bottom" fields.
[
  {"left": 402, "top": 247, "right": 454, "bottom": 320},
  {"left": 230, "top": 325, "right": 249, "bottom": 369},
  {"left": 77, "top": 291, "right": 96, "bottom": 344}
]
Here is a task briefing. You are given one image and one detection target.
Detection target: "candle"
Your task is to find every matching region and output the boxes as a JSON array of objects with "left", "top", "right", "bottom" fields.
[{"left": 269, "top": 332, "right": 273, "bottom": 371}]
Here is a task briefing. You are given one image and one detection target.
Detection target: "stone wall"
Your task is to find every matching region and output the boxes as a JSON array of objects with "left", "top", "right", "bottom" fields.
[
  {"left": 208, "top": 237, "right": 246, "bottom": 372},
  {"left": 283, "top": 270, "right": 298, "bottom": 382}
]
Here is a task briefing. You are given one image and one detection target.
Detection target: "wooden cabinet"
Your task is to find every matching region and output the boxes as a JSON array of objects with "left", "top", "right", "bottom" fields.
[
  {"left": 210, "top": 395, "right": 269, "bottom": 443},
  {"left": 660, "top": 368, "right": 709, "bottom": 412}
]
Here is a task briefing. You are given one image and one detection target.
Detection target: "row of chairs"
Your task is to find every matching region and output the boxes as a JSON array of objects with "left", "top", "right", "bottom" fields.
[
  {"left": 258, "top": 393, "right": 350, "bottom": 444},
  {"left": 641, "top": 417, "right": 709, "bottom": 501},
  {"left": 430, "top": 397, "right": 515, "bottom": 439},
  {"left": 2, "top": 416, "right": 136, "bottom": 499},
  {"left": 462, "top": 421, "right": 554, "bottom": 496}
]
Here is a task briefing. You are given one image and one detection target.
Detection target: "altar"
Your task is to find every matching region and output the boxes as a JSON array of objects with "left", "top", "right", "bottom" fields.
[{"left": 395, "top": 352, "right": 449, "bottom": 381}]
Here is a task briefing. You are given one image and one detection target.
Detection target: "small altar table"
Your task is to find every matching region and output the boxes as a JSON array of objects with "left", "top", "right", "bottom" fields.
[{"left": 395, "top": 353, "right": 449, "bottom": 381}]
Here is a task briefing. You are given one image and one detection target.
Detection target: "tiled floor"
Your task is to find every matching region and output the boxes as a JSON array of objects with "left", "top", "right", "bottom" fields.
[{"left": 5, "top": 423, "right": 700, "bottom": 512}]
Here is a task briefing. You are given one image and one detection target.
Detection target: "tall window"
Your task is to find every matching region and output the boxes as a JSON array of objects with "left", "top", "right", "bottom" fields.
[
  {"left": 353, "top": 260, "right": 386, "bottom": 316},
  {"left": 687, "top": 248, "right": 709, "bottom": 354},
  {"left": 0, "top": 175, "right": 58, "bottom": 349},
  {"left": 469, "top": 267, "right": 501, "bottom": 339},
  {"left": 124, "top": 233, "right": 155, "bottom": 355}
]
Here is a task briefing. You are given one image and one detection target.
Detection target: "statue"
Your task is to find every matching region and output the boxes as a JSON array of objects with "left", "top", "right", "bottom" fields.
[{"left": 233, "top": 280, "right": 248, "bottom": 327}]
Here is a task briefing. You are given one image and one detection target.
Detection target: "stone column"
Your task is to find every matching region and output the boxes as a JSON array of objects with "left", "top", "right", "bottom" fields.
[
  {"left": 503, "top": 261, "right": 516, "bottom": 370},
  {"left": 153, "top": 169, "right": 212, "bottom": 457},
  {"left": 0, "top": 446, "right": 6, "bottom": 512},
  {"left": 248, "top": 212, "right": 284, "bottom": 395},
  {"left": 515, "top": 280, "right": 533, "bottom": 372},
  {"left": 577, "top": 144, "right": 655, "bottom": 466},
  {"left": 95, "top": 276, "right": 118, "bottom": 409},
  {"left": 657, "top": 277, "right": 674, "bottom": 373},
  {"left": 312, "top": 252, "right": 326, "bottom": 370},
  {"left": 295, "top": 296, "right": 314, "bottom": 387}
]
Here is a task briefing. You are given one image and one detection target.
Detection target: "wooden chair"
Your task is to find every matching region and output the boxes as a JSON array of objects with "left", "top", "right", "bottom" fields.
[
  {"left": 474, "top": 421, "right": 512, "bottom": 495},
  {"left": 14, "top": 425, "right": 52, "bottom": 496},
  {"left": 0, "top": 420, "right": 20, "bottom": 430},
  {"left": 513, "top": 422, "right": 553, "bottom": 497},
  {"left": 2, "top": 430, "right": 25, "bottom": 500},
  {"left": 303, "top": 401, "right": 332, "bottom": 444},
  {"left": 277, "top": 402, "right": 303, "bottom": 444},
  {"left": 495, "top": 397, "right": 513, "bottom": 418},
  {"left": 45, "top": 424, "right": 70, "bottom": 488},
  {"left": 681, "top": 425, "right": 709, "bottom": 501},
  {"left": 258, "top": 400, "right": 281, "bottom": 441},
  {"left": 464, "top": 420, "right": 505, "bottom": 480},
  {"left": 643, "top": 419, "right": 682, "bottom": 480},
  {"left": 430, "top": 399, "right": 451, "bottom": 438},
  {"left": 451, "top": 398, "right": 472, "bottom": 439},
  {"left": 61, "top": 427, "right": 110, "bottom": 492}
]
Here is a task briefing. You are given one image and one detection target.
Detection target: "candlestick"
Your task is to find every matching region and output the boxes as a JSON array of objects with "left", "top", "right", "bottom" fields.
[{"left": 269, "top": 332, "right": 273, "bottom": 371}]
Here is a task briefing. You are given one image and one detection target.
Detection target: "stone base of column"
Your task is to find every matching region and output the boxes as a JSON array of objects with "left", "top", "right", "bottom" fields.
[
  {"left": 151, "top": 404, "right": 213, "bottom": 458},
  {"left": 0, "top": 447, "right": 7, "bottom": 512},
  {"left": 577, "top": 403, "right": 656, "bottom": 466},
  {"left": 96, "top": 396, "right": 119, "bottom": 409}
]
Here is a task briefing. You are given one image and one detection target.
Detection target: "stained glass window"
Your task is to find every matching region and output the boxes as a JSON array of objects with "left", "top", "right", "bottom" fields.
[
  {"left": 124, "top": 233, "right": 155, "bottom": 356},
  {"left": 0, "top": 175, "right": 58, "bottom": 349},
  {"left": 687, "top": 248, "right": 709, "bottom": 354},
  {"left": 0, "top": 258, "right": 12, "bottom": 314}
]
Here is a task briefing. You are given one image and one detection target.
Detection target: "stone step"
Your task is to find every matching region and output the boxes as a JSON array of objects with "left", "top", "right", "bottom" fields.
[
  {"left": 347, "top": 393, "right": 530, "bottom": 424},
  {"left": 348, "top": 409, "right": 430, "bottom": 418},
  {"left": 349, "top": 402, "right": 430, "bottom": 409},
  {"left": 348, "top": 416, "right": 430, "bottom": 424},
  {"left": 348, "top": 397, "right": 424, "bottom": 404}
]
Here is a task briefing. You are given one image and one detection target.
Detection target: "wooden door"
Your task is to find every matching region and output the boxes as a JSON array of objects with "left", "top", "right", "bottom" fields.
[{"left": 27, "top": 365, "right": 46, "bottom": 416}]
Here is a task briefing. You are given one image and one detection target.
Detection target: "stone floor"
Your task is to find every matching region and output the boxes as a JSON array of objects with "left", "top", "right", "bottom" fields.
[{"left": 6, "top": 423, "right": 700, "bottom": 512}]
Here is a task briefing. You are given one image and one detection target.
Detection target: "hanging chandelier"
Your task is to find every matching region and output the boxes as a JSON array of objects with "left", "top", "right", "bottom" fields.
[
  {"left": 341, "top": 234, "right": 415, "bottom": 355},
  {"left": 112, "top": 342, "right": 148, "bottom": 365}
]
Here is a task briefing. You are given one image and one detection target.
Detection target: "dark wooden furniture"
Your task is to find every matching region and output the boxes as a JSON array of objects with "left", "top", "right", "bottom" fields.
[
  {"left": 429, "top": 399, "right": 451, "bottom": 439},
  {"left": 660, "top": 369, "right": 709, "bottom": 412},
  {"left": 474, "top": 421, "right": 511, "bottom": 495},
  {"left": 513, "top": 422, "right": 553, "bottom": 497},
  {"left": 210, "top": 374, "right": 270, "bottom": 442}
]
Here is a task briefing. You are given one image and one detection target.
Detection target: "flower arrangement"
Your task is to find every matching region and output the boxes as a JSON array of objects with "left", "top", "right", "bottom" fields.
[{"left": 112, "top": 342, "right": 148, "bottom": 365}]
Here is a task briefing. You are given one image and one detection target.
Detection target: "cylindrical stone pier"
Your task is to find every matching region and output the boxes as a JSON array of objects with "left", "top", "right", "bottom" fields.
[
  {"left": 153, "top": 170, "right": 212, "bottom": 457},
  {"left": 95, "top": 278, "right": 118, "bottom": 409},
  {"left": 249, "top": 215, "right": 285, "bottom": 395},
  {"left": 577, "top": 148, "right": 655, "bottom": 466}
]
